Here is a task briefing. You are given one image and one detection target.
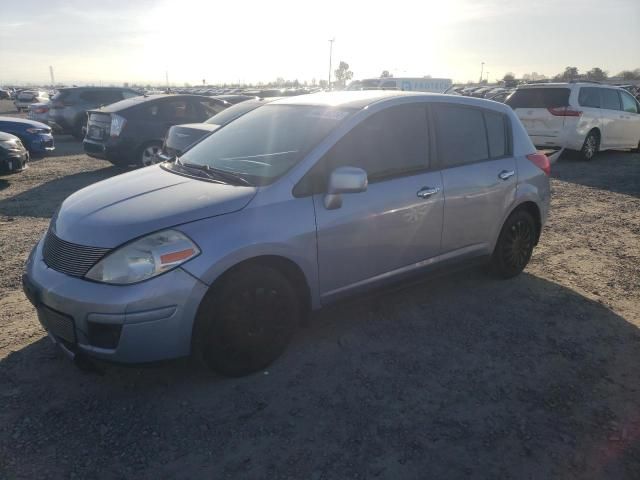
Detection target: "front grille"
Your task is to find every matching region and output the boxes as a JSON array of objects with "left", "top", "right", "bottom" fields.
[{"left": 43, "top": 230, "right": 110, "bottom": 277}]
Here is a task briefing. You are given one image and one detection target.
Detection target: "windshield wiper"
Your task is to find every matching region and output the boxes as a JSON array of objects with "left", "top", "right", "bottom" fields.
[{"left": 177, "top": 159, "right": 252, "bottom": 186}]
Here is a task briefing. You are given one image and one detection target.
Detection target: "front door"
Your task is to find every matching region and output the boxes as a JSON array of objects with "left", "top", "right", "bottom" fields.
[{"left": 311, "top": 103, "right": 444, "bottom": 300}]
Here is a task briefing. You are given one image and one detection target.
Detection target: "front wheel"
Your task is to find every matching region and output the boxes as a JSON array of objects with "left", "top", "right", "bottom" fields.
[
  {"left": 194, "top": 265, "right": 300, "bottom": 377},
  {"left": 491, "top": 210, "right": 536, "bottom": 279}
]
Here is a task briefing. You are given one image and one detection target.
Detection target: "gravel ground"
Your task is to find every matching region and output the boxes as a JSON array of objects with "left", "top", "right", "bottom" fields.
[{"left": 1, "top": 99, "right": 640, "bottom": 479}]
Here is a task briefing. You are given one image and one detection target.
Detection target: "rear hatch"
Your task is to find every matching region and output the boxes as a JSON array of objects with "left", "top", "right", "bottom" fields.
[
  {"left": 506, "top": 87, "right": 572, "bottom": 140},
  {"left": 86, "top": 111, "right": 111, "bottom": 141}
]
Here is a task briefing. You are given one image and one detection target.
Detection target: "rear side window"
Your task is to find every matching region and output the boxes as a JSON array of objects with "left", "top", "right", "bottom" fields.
[
  {"left": 620, "top": 91, "right": 639, "bottom": 114},
  {"left": 198, "top": 99, "right": 228, "bottom": 117},
  {"left": 122, "top": 90, "right": 140, "bottom": 99},
  {"left": 506, "top": 88, "right": 570, "bottom": 108},
  {"left": 484, "top": 111, "right": 508, "bottom": 158},
  {"left": 160, "top": 99, "right": 197, "bottom": 122},
  {"left": 578, "top": 87, "right": 601, "bottom": 108},
  {"left": 325, "top": 104, "right": 429, "bottom": 181},
  {"left": 601, "top": 89, "right": 621, "bottom": 110},
  {"left": 434, "top": 104, "right": 488, "bottom": 167}
]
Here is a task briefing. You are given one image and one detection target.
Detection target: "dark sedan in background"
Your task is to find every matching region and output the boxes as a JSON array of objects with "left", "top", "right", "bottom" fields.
[
  {"left": 0, "top": 132, "right": 29, "bottom": 173},
  {"left": 83, "top": 94, "right": 232, "bottom": 167},
  {"left": 162, "top": 97, "right": 278, "bottom": 157},
  {"left": 0, "top": 117, "right": 54, "bottom": 155}
]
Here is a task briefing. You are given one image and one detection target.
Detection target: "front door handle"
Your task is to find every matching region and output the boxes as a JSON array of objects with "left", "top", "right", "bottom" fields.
[
  {"left": 417, "top": 186, "right": 441, "bottom": 199},
  {"left": 498, "top": 170, "right": 515, "bottom": 181}
]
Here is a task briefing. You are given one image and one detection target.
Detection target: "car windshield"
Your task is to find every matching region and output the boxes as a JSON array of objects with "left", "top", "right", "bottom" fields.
[{"left": 179, "top": 104, "right": 352, "bottom": 184}]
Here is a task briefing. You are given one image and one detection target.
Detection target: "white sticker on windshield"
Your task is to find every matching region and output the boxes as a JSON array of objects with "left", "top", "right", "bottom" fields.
[{"left": 305, "top": 109, "right": 349, "bottom": 121}]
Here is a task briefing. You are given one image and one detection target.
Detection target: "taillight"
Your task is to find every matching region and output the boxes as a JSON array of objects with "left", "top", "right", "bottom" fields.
[
  {"left": 110, "top": 114, "right": 127, "bottom": 137},
  {"left": 547, "top": 106, "right": 582, "bottom": 117},
  {"left": 51, "top": 100, "right": 73, "bottom": 109},
  {"left": 527, "top": 153, "right": 551, "bottom": 176},
  {"left": 34, "top": 107, "right": 49, "bottom": 114}
]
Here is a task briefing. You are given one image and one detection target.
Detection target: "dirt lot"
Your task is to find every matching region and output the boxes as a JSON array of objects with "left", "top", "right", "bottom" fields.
[{"left": 1, "top": 99, "right": 640, "bottom": 479}]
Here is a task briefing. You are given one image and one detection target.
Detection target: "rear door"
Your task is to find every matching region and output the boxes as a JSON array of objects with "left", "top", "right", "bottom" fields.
[
  {"left": 433, "top": 103, "right": 517, "bottom": 256},
  {"left": 600, "top": 88, "right": 624, "bottom": 147},
  {"left": 506, "top": 87, "right": 572, "bottom": 147},
  {"left": 618, "top": 90, "right": 640, "bottom": 148}
]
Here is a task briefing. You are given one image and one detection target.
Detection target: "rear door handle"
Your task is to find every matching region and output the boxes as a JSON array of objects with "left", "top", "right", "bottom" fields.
[
  {"left": 498, "top": 170, "right": 515, "bottom": 181},
  {"left": 417, "top": 186, "right": 440, "bottom": 199}
]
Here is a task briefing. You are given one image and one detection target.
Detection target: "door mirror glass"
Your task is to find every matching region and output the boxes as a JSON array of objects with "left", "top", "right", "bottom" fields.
[{"left": 324, "top": 166, "right": 368, "bottom": 210}]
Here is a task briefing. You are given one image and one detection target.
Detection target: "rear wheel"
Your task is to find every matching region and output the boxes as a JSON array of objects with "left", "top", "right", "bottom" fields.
[
  {"left": 491, "top": 210, "right": 536, "bottom": 279},
  {"left": 194, "top": 265, "right": 300, "bottom": 377},
  {"left": 139, "top": 142, "right": 163, "bottom": 167},
  {"left": 578, "top": 131, "right": 599, "bottom": 161}
]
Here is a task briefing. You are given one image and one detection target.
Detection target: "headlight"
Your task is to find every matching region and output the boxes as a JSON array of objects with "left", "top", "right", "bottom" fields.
[{"left": 85, "top": 229, "right": 200, "bottom": 285}]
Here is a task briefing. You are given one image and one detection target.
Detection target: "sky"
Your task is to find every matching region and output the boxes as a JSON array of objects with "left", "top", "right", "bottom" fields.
[{"left": 0, "top": 0, "right": 638, "bottom": 86}]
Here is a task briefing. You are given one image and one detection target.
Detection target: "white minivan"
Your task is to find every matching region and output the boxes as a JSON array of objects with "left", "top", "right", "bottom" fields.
[{"left": 506, "top": 83, "right": 640, "bottom": 160}]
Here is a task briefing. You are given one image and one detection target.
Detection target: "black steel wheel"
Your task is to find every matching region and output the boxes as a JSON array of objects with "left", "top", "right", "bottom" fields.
[
  {"left": 194, "top": 264, "right": 299, "bottom": 377},
  {"left": 491, "top": 210, "right": 536, "bottom": 278}
]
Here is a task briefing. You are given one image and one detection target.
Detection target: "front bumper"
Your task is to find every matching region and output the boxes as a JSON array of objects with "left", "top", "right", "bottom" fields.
[
  {"left": 26, "top": 133, "right": 55, "bottom": 154},
  {"left": 22, "top": 237, "right": 209, "bottom": 363},
  {"left": 0, "top": 151, "right": 29, "bottom": 173}
]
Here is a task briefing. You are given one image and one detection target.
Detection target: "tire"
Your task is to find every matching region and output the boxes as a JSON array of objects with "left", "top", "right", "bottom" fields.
[
  {"left": 194, "top": 264, "right": 300, "bottom": 377},
  {"left": 139, "top": 142, "right": 163, "bottom": 167},
  {"left": 578, "top": 131, "right": 599, "bottom": 161},
  {"left": 491, "top": 210, "right": 537, "bottom": 279},
  {"left": 71, "top": 119, "right": 86, "bottom": 140}
]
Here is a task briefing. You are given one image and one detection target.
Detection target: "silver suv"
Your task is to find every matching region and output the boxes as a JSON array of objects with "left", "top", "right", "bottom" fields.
[{"left": 23, "top": 91, "right": 550, "bottom": 376}]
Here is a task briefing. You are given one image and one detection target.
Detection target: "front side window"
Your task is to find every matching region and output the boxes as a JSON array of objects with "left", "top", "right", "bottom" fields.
[
  {"left": 324, "top": 104, "right": 429, "bottom": 181},
  {"left": 601, "top": 89, "right": 621, "bottom": 110},
  {"left": 578, "top": 87, "right": 601, "bottom": 108},
  {"left": 179, "top": 105, "right": 352, "bottom": 184},
  {"left": 434, "top": 104, "right": 489, "bottom": 167},
  {"left": 620, "top": 91, "right": 639, "bottom": 114}
]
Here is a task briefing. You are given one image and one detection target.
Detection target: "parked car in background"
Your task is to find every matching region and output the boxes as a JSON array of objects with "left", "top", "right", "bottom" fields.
[
  {"left": 0, "top": 117, "right": 54, "bottom": 154},
  {"left": 27, "top": 103, "right": 51, "bottom": 124},
  {"left": 14, "top": 90, "right": 50, "bottom": 112},
  {"left": 26, "top": 91, "right": 550, "bottom": 376},
  {"left": 48, "top": 87, "right": 142, "bottom": 138},
  {"left": 162, "top": 97, "right": 279, "bottom": 157},
  {"left": 507, "top": 82, "right": 640, "bottom": 160},
  {"left": 488, "top": 90, "right": 513, "bottom": 103},
  {"left": 0, "top": 132, "right": 29, "bottom": 173},
  {"left": 0, "top": 89, "right": 11, "bottom": 100},
  {"left": 84, "top": 95, "right": 231, "bottom": 167}
]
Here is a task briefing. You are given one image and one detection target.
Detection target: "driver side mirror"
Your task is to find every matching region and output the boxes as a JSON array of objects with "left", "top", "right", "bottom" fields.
[{"left": 324, "top": 166, "right": 368, "bottom": 210}]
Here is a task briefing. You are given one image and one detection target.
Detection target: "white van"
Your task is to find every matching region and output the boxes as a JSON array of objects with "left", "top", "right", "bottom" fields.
[
  {"left": 348, "top": 77, "right": 452, "bottom": 93},
  {"left": 506, "top": 83, "right": 640, "bottom": 160}
]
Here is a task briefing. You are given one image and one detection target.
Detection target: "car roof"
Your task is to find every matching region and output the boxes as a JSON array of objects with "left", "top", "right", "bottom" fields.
[
  {"left": 92, "top": 94, "right": 211, "bottom": 113},
  {"left": 517, "top": 82, "right": 623, "bottom": 90},
  {"left": 271, "top": 90, "right": 431, "bottom": 109}
]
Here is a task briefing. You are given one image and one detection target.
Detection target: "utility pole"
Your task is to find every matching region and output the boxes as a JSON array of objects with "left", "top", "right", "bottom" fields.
[
  {"left": 49, "top": 66, "right": 55, "bottom": 86},
  {"left": 165, "top": 70, "right": 169, "bottom": 90},
  {"left": 479, "top": 62, "right": 485, "bottom": 84},
  {"left": 486, "top": 72, "right": 490, "bottom": 83},
  {"left": 328, "top": 38, "right": 335, "bottom": 90}
]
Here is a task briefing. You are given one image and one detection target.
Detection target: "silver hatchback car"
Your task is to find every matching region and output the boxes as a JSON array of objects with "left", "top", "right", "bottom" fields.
[{"left": 23, "top": 91, "right": 550, "bottom": 376}]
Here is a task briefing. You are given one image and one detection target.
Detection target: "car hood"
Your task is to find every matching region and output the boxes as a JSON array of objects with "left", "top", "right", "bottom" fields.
[
  {"left": 0, "top": 116, "right": 49, "bottom": 129},
  {"left": 52, "top": 165, "right": 257, "bottom": 248}
]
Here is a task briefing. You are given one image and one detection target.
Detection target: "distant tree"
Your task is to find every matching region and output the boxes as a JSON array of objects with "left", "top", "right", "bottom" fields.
[
  {"left": 318, "top": 79, "right": 328, "bottom": 88},
  {"left": 561, "top": 66, "right": 579, "bottom": 81},
  {"left": 502, "top": 72, "right": 516, "bottom": 82},
  {"left": 381, "top": 70, "right": 393, "bottom": 78},
  {"left": 334, "top": 61, "right": 354, "bottom": 88},
  {"left": 276, "top": 77, "right": 285, "bottom": 87},
  {"left": 522, "top": 72, "right": 547, "bottom": 81},
  {"left": 586, "top": 67, "right": 607, "bottom": 81},
  {"left": 616, "top": 70, "right": 640, "bottom": 80}
]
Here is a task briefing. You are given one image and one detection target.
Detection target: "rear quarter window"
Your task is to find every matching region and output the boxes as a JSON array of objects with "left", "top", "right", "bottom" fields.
[
  {"left": 506, "top": 88, "right": 570, "bottom": 108},
  {"left": 484, "top": 111, "right": 509, "bottom": 158}
]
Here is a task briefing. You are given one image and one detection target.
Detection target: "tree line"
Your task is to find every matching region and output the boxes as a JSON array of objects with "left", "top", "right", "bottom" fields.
[{"left": 503, "top": 66, "right": 640, "bottom": 84}]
